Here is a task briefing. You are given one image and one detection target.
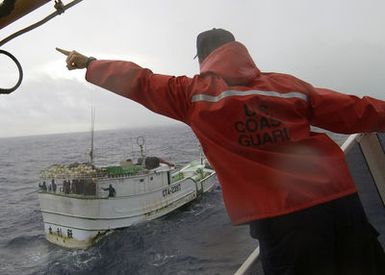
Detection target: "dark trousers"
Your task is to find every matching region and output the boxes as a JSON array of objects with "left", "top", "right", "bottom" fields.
[{"left": 249, "top": 194, "right": 385, "bottom": 275}]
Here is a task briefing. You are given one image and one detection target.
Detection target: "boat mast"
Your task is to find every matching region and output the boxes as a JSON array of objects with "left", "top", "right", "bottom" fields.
[{"left": 90, "top": 105, "right": 95, "bottom": 164}]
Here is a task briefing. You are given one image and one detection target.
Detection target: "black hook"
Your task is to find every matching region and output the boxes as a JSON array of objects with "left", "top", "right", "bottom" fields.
[{"left": 0, "top": 49, "right": 23, "bottom": 94}]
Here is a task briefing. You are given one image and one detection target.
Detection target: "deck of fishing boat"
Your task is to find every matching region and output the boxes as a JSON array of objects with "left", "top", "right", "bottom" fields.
[{"left": 236, "top": 132, "right": 385, "bottom": 275}]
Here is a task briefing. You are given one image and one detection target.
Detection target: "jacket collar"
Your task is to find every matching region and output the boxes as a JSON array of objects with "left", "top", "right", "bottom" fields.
[{"left": 199, "top": 41, "right": 260, "bottom": 85}]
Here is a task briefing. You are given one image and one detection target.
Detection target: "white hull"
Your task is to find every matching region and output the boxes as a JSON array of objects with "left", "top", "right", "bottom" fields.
[{"left": 38, "top": 161, "right": 216, "bottom": 248}]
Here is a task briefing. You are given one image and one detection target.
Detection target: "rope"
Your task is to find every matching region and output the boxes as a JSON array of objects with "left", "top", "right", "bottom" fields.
[
  {"left": 0, "top": 49, "right": 23, "bottom": 94},
  {"left": 0, "top": 0, "right": 84, "bottom": 94},
  {"left": 0, "top": 0, "right": 84, "bottom": 47}
]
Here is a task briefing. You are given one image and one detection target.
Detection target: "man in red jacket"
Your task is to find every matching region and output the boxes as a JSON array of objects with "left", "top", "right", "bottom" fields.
[{"left": 59, "top": 28, "right": 385, "bottom": 274}]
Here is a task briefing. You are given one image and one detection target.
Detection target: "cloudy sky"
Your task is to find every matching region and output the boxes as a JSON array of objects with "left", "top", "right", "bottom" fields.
[{"left": 0, "top": 0, "right": 384, "bottom": 138}]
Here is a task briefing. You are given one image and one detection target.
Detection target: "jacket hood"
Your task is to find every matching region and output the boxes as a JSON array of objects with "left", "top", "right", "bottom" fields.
[{"left": 199, "top": 41, "right": 260, "bottom": 85}]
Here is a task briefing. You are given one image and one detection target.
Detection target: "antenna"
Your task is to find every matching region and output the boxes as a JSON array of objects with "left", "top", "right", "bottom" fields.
[
  {"left": 89, "top": 101, "right": 95, "bottom": 165},
  {"left": 136, "top": 136, "right": 145, "bottom": 158}
]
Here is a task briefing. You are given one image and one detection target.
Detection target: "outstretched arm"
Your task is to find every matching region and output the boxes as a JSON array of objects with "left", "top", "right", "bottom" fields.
[
  {"left": 309, "top": 88, "right": 385, "bottom": 134},
  {"left": 57, "top": 48, "right": 192, "bottom": 123}
]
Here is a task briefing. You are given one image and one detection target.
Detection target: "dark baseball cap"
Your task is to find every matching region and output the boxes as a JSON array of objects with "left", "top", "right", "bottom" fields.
[{"left": 195, "top": 28, "right": 235, "bottom": 61}]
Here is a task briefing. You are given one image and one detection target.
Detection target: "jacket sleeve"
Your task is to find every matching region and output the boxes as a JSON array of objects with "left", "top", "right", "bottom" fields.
[
  {"left": 309, "top": 88, "right": 385, "bottom": 134},
  {"left": 85, "top": 60, "right": 192, "bottom": 123}
]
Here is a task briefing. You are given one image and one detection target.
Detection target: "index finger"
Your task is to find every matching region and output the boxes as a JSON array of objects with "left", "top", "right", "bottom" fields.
[{"left": 56, "top": 47, "right": 71, "bottom": 56}]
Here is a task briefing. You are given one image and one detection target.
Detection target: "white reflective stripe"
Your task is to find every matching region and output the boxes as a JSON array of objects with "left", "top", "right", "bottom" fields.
[{"left": 191, "top": 89, "right": 308, "bottom": 103}]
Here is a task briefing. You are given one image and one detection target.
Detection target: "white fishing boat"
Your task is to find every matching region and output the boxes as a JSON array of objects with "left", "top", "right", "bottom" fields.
[{"left": 37, "top": 137, "right": 216, "bottom": 249}]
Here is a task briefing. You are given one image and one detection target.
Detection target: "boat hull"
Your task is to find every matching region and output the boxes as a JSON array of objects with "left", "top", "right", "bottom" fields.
[{"left": 38, "top": 170, "right": 216, "bottom": 248}]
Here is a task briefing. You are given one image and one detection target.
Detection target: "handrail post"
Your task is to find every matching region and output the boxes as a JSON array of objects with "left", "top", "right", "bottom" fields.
[{"left": 358, "top": 133, "right": 385, "bottom": 205}]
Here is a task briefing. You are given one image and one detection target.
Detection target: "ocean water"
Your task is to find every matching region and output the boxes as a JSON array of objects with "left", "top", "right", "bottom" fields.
[{"left": 0, "top": 125, "right": 256, "bottom": 275}]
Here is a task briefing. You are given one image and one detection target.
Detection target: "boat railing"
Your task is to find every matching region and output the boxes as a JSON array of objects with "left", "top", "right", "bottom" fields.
[
  {"left": 38, "top": 163, "right": 177, "bottom": 198},
  {"left": 234, "top": 132, "right": 385, "bottom": 275},
  {"left": 171, "top": 163, "right": 213, "bottom": 184},
  {"left": 38, "top": 178, "right": 99, "bottom": 198}
]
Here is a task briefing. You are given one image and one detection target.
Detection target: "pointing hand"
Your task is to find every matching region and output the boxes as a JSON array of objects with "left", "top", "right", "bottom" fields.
[{"left": 56, "top": 47, "right": 94, "bottom": 70}]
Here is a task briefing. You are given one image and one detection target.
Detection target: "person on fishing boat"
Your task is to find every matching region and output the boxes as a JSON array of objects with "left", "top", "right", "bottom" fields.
[
  {"left": 39, "top": 181, "right": 47, "bottom": 191},
  {"left": 51, "top": 179, "right": 57, "bottom": 192},
  {"left": 102, "top": 184, "right": 116, "bottom": 198},
  {"left": 58, "top": 28, "right": 385, "bottom": 274}
]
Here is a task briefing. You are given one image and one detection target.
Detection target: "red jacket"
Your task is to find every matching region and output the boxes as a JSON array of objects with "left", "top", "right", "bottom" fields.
[{"left": 86, "top": 41, "right": 385, "bottom": 224}]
